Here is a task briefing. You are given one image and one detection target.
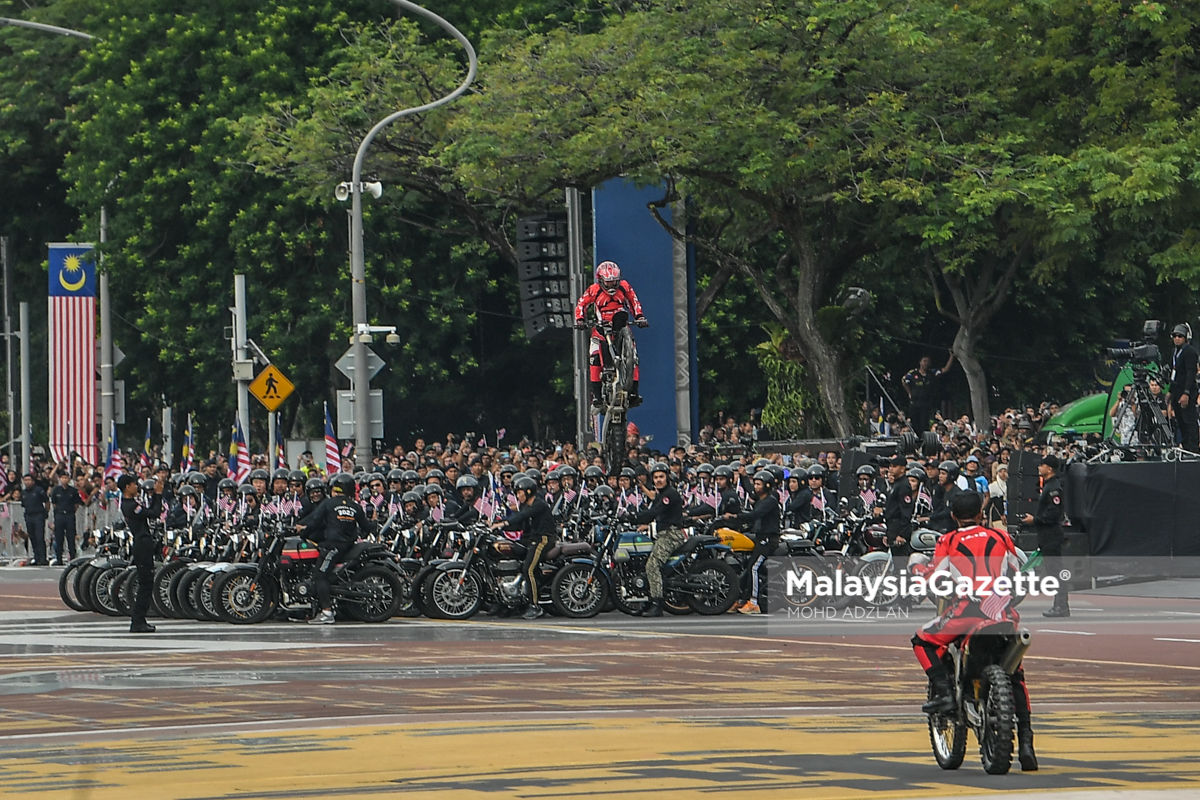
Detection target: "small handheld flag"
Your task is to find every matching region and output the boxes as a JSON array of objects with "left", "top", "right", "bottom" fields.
[
  {"left": 324, "top": 403, "right": 341, "bottom": 474},
  {"left": 140, "top": 418, "right": 153, "bottom": 468},
  {"left": 103, "top": 420, "right": 123, "bottom": 480}
]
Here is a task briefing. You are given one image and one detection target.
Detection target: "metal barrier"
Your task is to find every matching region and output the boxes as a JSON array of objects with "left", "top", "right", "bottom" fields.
[{"left": 0, "top": 497, "right": 123, "bottom": 564}]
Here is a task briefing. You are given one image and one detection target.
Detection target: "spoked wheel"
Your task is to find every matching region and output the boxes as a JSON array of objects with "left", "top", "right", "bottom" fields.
[
  {"left": 91, "top": 566, "right": 124, "bottom": 617},
  {"left": 175, "top": 568, "right": 206, "bottom": 620},
  {"left": 424, "top": 568, "right": 482, "bottom": 620},
  {"left": 394, "top": 562, "right": 422, "bottom": 618},
  {"left": 979, "top": 664, "right": 1016, "bottom": 774},
  {"left": 154, "top": 562, "right": 189, "bottom": 619},
  {"left": 772, "top": 560, "right": 826, "bottom": 610},
  {"left": 191, "top": 570, "right": 223, "bottom": 622},
  {"left": 59, "top": 559, "right": 89, "bottom": 612},
  {"left": 685, "top": 558, "right": 739, "bottom": 615},
  {"left": 213, "top": 570, "right": 275, "bottom": 624},
  {"left": 854, "top": 559, "right": 900, "bottom": 608},
  {"left": 113, "top": 567, "right": 136, "bottom": 616},
  {"left": 610, "top": 563, "right": 650, "bottom": 616},
  {"left": 344, "top": 565, "right": 405, "bottom": 623},
  {"left": 550, "top": 563, "right": 608, "bottom": 619},
  {"left": 601, "top": 408, "right": 626, "bottom": 475},
  {"left": 928, "top": 680, "right": 967, "bottom": 770}
]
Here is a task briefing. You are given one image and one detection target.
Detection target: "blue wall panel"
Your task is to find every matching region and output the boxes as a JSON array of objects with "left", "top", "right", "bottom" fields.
[{"left": 592, "top": 178, "right": 675, "bottom": 450}]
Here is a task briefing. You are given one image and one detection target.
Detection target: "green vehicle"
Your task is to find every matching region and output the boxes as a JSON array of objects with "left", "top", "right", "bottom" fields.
[{"left": 1040, "top": 366, "right": 1165, "bottom": 442}]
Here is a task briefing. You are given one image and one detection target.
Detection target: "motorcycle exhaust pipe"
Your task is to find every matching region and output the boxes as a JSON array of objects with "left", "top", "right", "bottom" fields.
[{"left": 1001, "top": 628, "right": 1032, "bottom": 674}]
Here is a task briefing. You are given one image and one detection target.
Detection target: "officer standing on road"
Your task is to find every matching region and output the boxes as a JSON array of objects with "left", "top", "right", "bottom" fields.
[
  {"left": 50, "top": 471, "right": 82, "bottom": 565},
  {"left": 1168, "top": 323, "right": 1199, "bottom": 452},
  {"left": 296, "top": 473, "right": 372, "bottom": 625},
  {"left": 20, "top": 474, "right": 50, "bottom": 566},
  {"left": 1022, "top": 454, "right": 1070, "bottom": 618},
  {"left": 119, "top": 473, "right": 164, "bottom": 633}
]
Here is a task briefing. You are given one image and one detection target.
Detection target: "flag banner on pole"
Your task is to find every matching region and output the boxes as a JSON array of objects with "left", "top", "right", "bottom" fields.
[
  {"left": 48, "top": 243, "right": 97, "bottom": 464},
  {"left": 141, "top": 417, "right": 152, "bottom": 468},
  {"left": 275, "top": 412, "right": 287, "bottom": 470},
  {"left": 230, "top": 417, "right": 251, "bottom": 484},
  {"left": 181, "top": 414, "right": 194, "bottom": 473},
  {"left": 324, "top": 402, "right": 341, "bottom": 474},
  {"left": 103, "top": 420, "right": 123, "bottom": 480}
]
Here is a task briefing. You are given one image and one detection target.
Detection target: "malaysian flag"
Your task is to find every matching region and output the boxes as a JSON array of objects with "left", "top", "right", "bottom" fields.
[
  {"left": 47, "top": 243, "right": 97, "bottom": 464},
  {"left": 103, "top": 420, "right": 123, "bottom": 480},
  {"left": 229, "top": 418, "right": 250, "bottom": 484},
  {"left": 324, "top": 402, "right": 341, "bottom": 474},
  {"left": 141, "top": 418, "right": 153, "bottom": 468},
  {"left": 181, "top": 413, "right": 194, "bottom": 473}
]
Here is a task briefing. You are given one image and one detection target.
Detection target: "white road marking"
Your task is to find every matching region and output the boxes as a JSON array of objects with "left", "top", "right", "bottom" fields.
[
  {"left": 1035, "top": 629, "right": 1096, "bottom": 636},
  {"left": 1153, "top": 637, "right": 1200, "bottom": 644}
]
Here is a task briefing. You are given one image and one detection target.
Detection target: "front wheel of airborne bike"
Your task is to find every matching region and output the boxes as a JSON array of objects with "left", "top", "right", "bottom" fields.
[{"left": 979, "top": 664, "right": 1016, "bottom": 775}]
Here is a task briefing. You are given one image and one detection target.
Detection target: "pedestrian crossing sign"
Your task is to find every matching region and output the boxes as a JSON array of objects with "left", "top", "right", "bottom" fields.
[{"left": 248, "top": 364, "right": 294, "bottom": 411}]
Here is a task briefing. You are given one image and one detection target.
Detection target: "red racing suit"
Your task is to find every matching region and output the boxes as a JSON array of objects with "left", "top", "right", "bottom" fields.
[
  {"left": 912, "top": 524, "right": 1031, "bottom": 714},
  {"left": 575, "top": 280, "right": 644, "bottom": 383}
]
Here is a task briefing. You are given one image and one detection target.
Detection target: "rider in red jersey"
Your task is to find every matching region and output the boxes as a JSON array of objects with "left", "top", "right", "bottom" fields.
[
  {"left": 912, "top": 490, "right": 1039, "bottom": 771},
  {"left": 575, "top": 261, "right": 648, "bottom": 412}
]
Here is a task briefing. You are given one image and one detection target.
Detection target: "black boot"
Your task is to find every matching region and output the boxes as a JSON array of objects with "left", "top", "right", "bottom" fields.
[
  {"left": 1042, "top": 596, "right": 1070, "bottom": 618},
  {"left": 644, "top": 598, "right": 663, "bottom": 618},
  {"left": 921, "top": 674, "right": 956, "bottom": 714},
  {"left": 628, "top": 379, "right": 642, "bottom": 408},
  {"left": 589, "top": 381, "right": 603, "bottom": 414},
  {"left": 1018, "top": 720, "right": 1038, "bottom": 771}
]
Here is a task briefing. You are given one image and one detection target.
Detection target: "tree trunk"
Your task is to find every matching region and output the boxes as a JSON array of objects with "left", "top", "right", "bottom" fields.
[{"left": 951, "top": 326, "right": 990, "bottom": 431}]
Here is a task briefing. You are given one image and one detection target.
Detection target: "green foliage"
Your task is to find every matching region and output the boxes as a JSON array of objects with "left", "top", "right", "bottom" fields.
[{"left": 755, "top": 325, "right": 809, "bottom": 439}]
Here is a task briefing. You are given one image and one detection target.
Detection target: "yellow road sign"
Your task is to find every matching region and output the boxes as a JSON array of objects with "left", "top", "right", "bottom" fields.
[{"left": 248, "top": 364, "right": 294, "bottom": 411}]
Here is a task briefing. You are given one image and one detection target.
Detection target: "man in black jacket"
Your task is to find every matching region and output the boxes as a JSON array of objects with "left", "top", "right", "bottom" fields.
[
  {"left": 20, "top": 474, "right": 50, "bottom": 566},
  {"left": 629, "top": 462, "right": 685, "bottom": 618},
  {"left": 732, "top": 469, "right": 782, "bottom": 615},
  {"left": 492, "top": 475, "right": 555, "bottom": 620},
  {"left": 49, "top": 471, "right": 82, "bottom": 564},
  {"left": 1169, "top": 323, "right": 1199, "bottom": 452},
  {"left": 119, "top": 474, "right": 164, "bottom": 633},
  {"left": 296, "top": 472, "right": 372, "bottom": 625},
  {"left": 1022, "top": 455, "right": 1070, "bottom": 617}
]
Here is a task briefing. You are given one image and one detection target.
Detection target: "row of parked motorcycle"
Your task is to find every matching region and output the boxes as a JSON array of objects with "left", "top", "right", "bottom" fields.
[{"left": 58, "top": 497, "right": 944, "bottom": 624}]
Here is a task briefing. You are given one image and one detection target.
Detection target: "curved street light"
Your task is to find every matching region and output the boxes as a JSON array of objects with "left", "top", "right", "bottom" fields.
[{"left": 345, "top": 0, "right": 477, "bottom": 467}]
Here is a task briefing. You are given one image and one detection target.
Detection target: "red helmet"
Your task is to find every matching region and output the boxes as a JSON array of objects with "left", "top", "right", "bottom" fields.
[{"left": 596, "top": 261, "right": 621, "bottom": 293}]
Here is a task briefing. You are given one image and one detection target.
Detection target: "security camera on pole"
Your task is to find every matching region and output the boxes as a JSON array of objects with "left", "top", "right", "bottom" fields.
[{"left": 335, "top": 0, "right": 476, "bottom": 468}]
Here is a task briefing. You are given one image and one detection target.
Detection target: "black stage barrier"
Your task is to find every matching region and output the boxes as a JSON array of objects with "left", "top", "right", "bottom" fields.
[{"left": 1065, "top": 460, "right": 1200, "bottom": 558}]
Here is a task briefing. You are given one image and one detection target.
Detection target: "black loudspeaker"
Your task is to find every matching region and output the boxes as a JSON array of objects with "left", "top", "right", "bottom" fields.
[
  {"left": 1006, "top": 450, "right": 1043, "bottom": 523},
  {"left": 839, "top": 449, "right": 876, "bottom": 495}
]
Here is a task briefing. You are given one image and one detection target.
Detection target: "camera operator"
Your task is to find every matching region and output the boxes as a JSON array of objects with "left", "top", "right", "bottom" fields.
[{"left": 1168, "top": 323, "right": 1198, "bottom": 452}]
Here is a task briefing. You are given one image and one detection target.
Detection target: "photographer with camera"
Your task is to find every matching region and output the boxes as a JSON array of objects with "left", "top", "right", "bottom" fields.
[{"left": 1168, "top": 323, "right": 1198, "bottom": 452}]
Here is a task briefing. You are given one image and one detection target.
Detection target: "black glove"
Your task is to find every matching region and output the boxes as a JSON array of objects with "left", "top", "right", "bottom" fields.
[
  {"left": 574, "top": 320, "right": 589, "bottom": 330},
  {"left": 634, "top": 317, "right": 649, "bottom": 328}
]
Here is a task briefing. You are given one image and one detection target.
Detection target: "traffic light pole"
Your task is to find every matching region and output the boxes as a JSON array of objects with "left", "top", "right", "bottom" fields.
[{"left": 566, "top": 188, "right": 591, "bottom": 449}]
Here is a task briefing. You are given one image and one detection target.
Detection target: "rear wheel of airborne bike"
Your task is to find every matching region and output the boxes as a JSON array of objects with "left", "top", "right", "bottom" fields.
[
  {"left": 928, "top": 679, "right": 967, "bottom": 770},
  {"left": 685, "top": 558, "right": 739, "bottom": 615},
  {"left": 979, "top": 664, "right": 1016, "bottom": 775},
  {"left": 213, "top": 570, "right": 276, "bottom": 624},
  {"left": 344, "top": 565, "right": 405, "bottom": 623},
  {"left": 550, "top": 563, "right": 608, "bottom": 619},
  {"left": 602, "top": 409, "right": 626, "bottom": 475}
]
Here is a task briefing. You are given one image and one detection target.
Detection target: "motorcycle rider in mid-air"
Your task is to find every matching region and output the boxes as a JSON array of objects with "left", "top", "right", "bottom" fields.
[
  {"left": 295, "top": 472, "right": 373, "bottom": 625},
  {"left": 574, "top": 260, "right": 649, "bottom": 414},
  {"left": 912, "top": 490, "right": 1038, "bottom": 771}
]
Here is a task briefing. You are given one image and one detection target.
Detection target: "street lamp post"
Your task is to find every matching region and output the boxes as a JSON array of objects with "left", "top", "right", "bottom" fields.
[{"left": 345, "top": 0, "right": 476, "bottom": 469}]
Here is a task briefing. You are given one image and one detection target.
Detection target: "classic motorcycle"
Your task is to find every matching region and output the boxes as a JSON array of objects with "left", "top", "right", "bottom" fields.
[
  {"left": 928, "top": 621, "right": 1032, "bottom": 775},
  {"left": 607, "top": 526, "right": 739, "bottom": 616}
]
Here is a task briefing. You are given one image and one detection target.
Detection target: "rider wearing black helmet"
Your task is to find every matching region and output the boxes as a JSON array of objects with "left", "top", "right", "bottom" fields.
[
  {"left": 627, "top": 462, "right": 686, "bottom": 617},
  {"left": 248, "top": 468, "right": 270, "bottom": 496},
  {"left": 783, "top": 467, "right": 811, "bottom": 527},
  {"left": 301, "top": 477, "right": 326, "bottom": 516},
  {"left": 850, "top": 464, "right": 883, "bottom": 516},
  {"left": 883, "top": 467, "right": 924, "bottom": 556},
  {"left": 296, "top": 472, "right": 373, "bottom": 625},
  {"left": 928, "top": 460, "right": 963, "bottom": 533},
  {"left": 731, "top": 469, "right": 782, "bottom": 614},
  {"left": 490, "top": 475, "right": 555, "bottom": 620},
  {"left": 805, "top": 464, "right": 837, "bottom": 521}
]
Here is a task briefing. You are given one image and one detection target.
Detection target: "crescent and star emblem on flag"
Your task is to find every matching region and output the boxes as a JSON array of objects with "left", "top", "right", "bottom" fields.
[{"left": 59, "top": 255, "right": 87, "bottom": 292}]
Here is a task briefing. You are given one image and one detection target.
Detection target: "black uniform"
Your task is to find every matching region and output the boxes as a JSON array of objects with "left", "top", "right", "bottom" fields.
[
  {"left": 785, "top": 486, "right": 813, "bottom": 527},
  {"left": 735, "top": 492, "right": 783, "bottom": 607},
  {"left": 298, "top": 495, "right": 372, "bottom": 610},
  {"left": 928, "top": 484, "right": 960, "bottom": 533},
  {"left": 49, "top": 483, "right": 83, "bottom": 562},
  {"left": 1170, "top": 341, "right": 1199, "bottom": 452},
  {"left": 1032, "top": 474, "right": 1068, "bottom": 610},
  {"left": 20, "top": 482, "right": 49, "bottom": 565},
  {"left": 883, "top": 480, "right": 915, "bottom": 556},
  {"left": 121, "top": 492, "right": 164, "bottom": 628},
  {"left": 499, "top": 498, "right": 556, "bottom": 604}
]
